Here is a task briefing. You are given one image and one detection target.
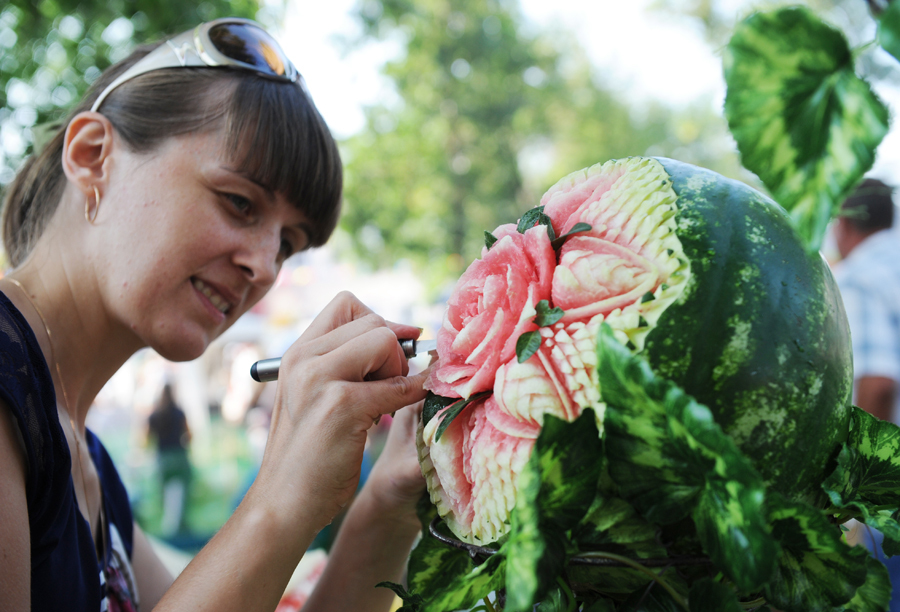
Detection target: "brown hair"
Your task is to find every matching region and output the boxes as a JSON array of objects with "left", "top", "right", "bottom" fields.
[
  {"left": 2, "top": 41, "right": 343, "bottom": 266},
  {"left": 841, "top": 178, "right": 894, "bottom": 233}
]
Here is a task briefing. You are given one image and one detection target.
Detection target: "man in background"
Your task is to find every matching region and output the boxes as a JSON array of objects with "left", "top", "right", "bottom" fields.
[
  {"left": 147, "top": 383, "right": 193, "bottom": 536},
  {"left": 834, "top": 178, "right": 900, "bottom": 612},
  {"left": 833, "top": 178, "right": 900, "bottom": 424}
]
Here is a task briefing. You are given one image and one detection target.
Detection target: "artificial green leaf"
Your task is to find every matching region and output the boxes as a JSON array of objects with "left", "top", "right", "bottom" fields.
[
  {"left": 434, "top": 391, "right": 491, "bottom": 442},
  {"left": 376, "top": 581, "right": 423, "bottom": 609},
  {"left": 534, "top": 587, "right": 565, "bottom": 612},
  {"left": 423, "top": 392, "right": 460, "bottom": 427},
  {"left": 823, "top": 407, "right": 900, "bottom": 508},
  {"left": 516, "top": 330, "right": 542, "bottom": 363},
  {"left": 406, "top": 523, "right": 475, "bottom": 602},
  {"left": 764, "top": 492, "right": 869, "bottom": 611},
  {"left": 574, "top": 492, "right": 666, "bottom": 559},
  {"left": 550, "top": 222, "right": 592, "bottom": 250},
  {"left": 619, "top": 583, "right": 685, "bottom": 612},
  {"left": 420, "top": 552, "right": 505, "bottom": 612},
  {"left": 846, "top": 556, "right": 892, "bottom": 612},
  {"left": 529, "top": 410, "right": 604, "bottom": 530},
  {"left": 484, "top": 230, "right": 498, "bottom": 249},
  {"left": 505, "top": 410, "right": 603, "bottom": 611},
  {"left": 878, "top": 0, "right": 900, "bottom": 63},
  {"left": 416, "top": 491, "right": 438, "bottom": 531},
  {"left": 723, "top": 6, "right": 888, "bottom": 252},
  {"left": 517, "top": 205, "right": 557, "bottom": 241},
  {"left": 820, "top": 407, "right": 900, "bottom": 555},
  {"left": 505, "top": 519, "right": 566, "bottom": 612},
  {"left": 597, "top": 323, "right": 776, "bottom": 591},
  {"left": 582, "top": 597, "right": 617, "bottom": 612},
  {"left": 534, "top": 300, "right": 565, "bottom": 327},
  {"left": 822, "top": 440, "right": 900, "bottom": 555},
  {"left": 687, "top": 578, "right": 742, "bottom": 612}
]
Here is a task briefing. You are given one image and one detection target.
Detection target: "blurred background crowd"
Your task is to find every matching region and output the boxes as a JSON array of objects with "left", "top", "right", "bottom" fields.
[{"left": 3, "top": 0, "right": 900, "bottom": 593}]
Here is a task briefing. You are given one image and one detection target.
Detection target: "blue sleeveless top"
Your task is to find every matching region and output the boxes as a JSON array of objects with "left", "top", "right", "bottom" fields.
[{"left": 0, "top": 292, "right": 140, "bottom": 611}]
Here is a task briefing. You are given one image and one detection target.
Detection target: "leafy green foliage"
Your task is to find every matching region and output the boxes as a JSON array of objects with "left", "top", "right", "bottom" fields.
[
  {"left": 516, "top": 330, "right": 542, "bottom": 363},
  {"left": 574, "top": 493, "right": 666, "bottom": 559},
  {"left": 847, "top": 556, "right": 893, "bottom": 612},
  {"left": 518, "top": 205, "right": 556, "bottom": 240},
  {"left": 687, "top": 578, "right": 742, "bottom": 612},
  {"left": 533, "top": 300, "right": 565, "bottom": 327},
  {"left": 505, "top": 409, "right": 603, "bottom": 611},
  {"left": 434, "top": 391, "right": 491, "bottom": 442},
  {"left": 550, "top": 222, "right": 592, "bottom": 250},
  {"left": 723, "top": 6, "right": 888, "bottom": 252},
  {"left": 822, "top": 406, "right": 900, "bottom": 555},
  {"left": 420, "top": 552, "right": 505, "bottom": 612},
  {"left": 0, "top": 0, "right": 262, "bottom": 183},
  {"left": 597, "top": 324, "right": 776, "bottom": 592},
  {"left": 764, "top": 493, "right": 872, "bottom": 612},
  {"left": 877, "top": 0, "right": 900, "bottom": 63},
  {"left": 423, "top": 391, "right": 459, "bottom": 426}
]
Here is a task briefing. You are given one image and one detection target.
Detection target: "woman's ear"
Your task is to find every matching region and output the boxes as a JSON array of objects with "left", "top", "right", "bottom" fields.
[{"left": 61, "top": 111, "right": 115, "bottom": 198}]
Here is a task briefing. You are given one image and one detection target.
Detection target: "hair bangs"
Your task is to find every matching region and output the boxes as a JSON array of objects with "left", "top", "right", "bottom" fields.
[{"left": 224, "top": 76, "right": 343, "bottom": 247}]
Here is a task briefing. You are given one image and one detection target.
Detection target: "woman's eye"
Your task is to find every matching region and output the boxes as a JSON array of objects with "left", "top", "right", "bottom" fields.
[
  {"left": 279, "top": 238, "right": 295, "bottom": 260},
  {"left": 225, "top": 193, "right": 253, "bottom": 216}
]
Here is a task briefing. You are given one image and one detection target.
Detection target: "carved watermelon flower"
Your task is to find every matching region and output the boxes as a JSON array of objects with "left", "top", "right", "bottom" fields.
[
  {"left": 425, "top": 223, "right": 555, "bottom": 400},
  {"left": 421, "top": 158, "right": 691, "bottom": 544}
]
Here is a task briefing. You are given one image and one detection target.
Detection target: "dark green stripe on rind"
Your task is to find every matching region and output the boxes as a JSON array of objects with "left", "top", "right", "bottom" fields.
[{"left": 647, "top": 157, "right": 852, "bottom": 504}]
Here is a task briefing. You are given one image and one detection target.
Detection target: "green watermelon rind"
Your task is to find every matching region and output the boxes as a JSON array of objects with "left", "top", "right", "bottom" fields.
[{"left": 643, "top": 157, "right": 853, "bottom": 503}]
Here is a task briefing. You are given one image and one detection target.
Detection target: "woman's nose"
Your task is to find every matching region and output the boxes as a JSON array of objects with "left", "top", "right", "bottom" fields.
[{"left": 234, "top": 229, "right": 281, "bottom": 287}]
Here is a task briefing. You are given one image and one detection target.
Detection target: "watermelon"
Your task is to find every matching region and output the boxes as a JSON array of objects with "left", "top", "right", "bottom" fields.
[{"left": 419, "top": 156, "right": 853, "bottom": 546}]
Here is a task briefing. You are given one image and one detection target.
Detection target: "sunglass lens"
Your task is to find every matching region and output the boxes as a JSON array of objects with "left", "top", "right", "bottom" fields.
[{"left": 208, "top": 22, "right": 291, "bottom": 79}]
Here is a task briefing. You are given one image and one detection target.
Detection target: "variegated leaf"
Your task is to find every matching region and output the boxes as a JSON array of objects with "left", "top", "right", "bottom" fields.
[
  {"left": 846, "top": 556, "right": 892, "bottom": 612},
  {"left": 420, "top": 553, "right": 504, "bottom": 612},
  {"left": 723, "top": 6, "right": 888, "bottom": 252},
  {"left": 597, "top": 323, "right": 777, "bottom": 592},
  {"left": 823, "top": 406, "right": 900, "bottom": 508},
  {"left": 688, "top": 578, "right": 743, "bottom": 612},
  {"left": 878, "top": 0, "right": 900, "bottom": 63},
  {"left": 764, "top": 492, "right": 870, "bottom": 611},
  {"left": 504, "top": 409, "right": 603, "bottom": 612},
  {"left": 821, "top": 407, "right": 900, "bottom": 555}
]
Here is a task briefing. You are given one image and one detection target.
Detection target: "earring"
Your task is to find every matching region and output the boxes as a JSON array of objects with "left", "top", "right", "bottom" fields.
[{"left": 85, "top": 185, "right": 101, "bottom": 224}]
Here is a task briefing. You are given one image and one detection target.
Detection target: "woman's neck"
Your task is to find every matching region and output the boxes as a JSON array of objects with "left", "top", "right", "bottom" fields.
[{"left": 1, "top": 246, "right": 143, "bottom": 431}]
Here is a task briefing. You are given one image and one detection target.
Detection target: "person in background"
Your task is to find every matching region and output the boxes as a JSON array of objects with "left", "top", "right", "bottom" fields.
[
  {"left": 0, "top": 17, "right": 428, "bottom": 612},
  {"left": 833, "top": 178, "right": 900, "bottom": 424},
  {"left": 147, "top": 384, "right": 192, "bottom": 537},
  {"left": 833, "top": 178, "right": 900, "bottom": 612}
]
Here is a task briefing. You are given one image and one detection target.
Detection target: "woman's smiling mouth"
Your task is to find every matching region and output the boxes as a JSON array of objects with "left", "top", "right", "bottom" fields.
[{"left": 192, "top": 277, "right": 231, "bottom": 314}]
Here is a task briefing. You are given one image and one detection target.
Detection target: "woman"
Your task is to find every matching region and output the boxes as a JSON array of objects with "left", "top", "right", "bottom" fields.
[{"left": 0, "top": 18, "right": 429, "bottom": 612}]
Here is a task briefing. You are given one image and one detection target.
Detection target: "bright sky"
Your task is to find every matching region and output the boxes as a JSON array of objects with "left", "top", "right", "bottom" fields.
[{"left": 275, "top": 0, "right": 900, "bottom": 180}]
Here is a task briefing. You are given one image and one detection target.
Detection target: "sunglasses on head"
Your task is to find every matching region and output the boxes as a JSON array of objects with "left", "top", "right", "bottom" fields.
[{"left": 90, "top": 17, "right": 302, "bottom": 112}]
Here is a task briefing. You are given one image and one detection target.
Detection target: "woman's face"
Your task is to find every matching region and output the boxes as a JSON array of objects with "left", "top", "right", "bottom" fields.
[{"left": 95, "top": 130, "right": 314, "bottom": 361}]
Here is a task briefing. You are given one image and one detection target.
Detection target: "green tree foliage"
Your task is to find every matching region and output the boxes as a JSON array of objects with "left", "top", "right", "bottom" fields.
[
  {"left": 338, "top": 0, "right": 743, "bottom": 283},
  {"left": 0, "top": 0, "right": 265, "bottom": 184}
]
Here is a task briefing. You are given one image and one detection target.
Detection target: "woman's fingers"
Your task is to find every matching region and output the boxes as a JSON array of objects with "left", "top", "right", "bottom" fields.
[
  {"left": 297, "top": 291, "right": 377, "bottom": 342},
  {"left": 357, "top": 369, "right": 429, "bottom": 418}
]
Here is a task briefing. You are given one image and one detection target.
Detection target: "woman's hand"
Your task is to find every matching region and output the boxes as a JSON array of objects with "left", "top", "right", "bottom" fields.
[
  {"left": 248, "top": 291, "right": 429, "bottom": 539},
  {"left": 362, "top": 400, "right": 427, "bottom": 528}
]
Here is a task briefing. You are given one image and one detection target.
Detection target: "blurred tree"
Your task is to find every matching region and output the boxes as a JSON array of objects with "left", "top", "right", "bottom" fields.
[
  {"left": 0, "top": 0, "right": 270, "bottom": 185},
  {"left": 338, "top": 0, "right": 743, "bottom": 284},
  {"left": 651, "top": 0, "right": 899, "bottom": 82}
]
